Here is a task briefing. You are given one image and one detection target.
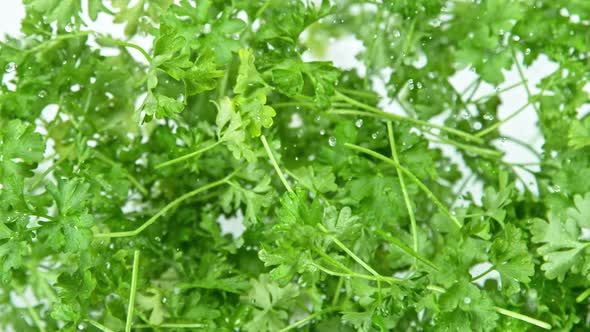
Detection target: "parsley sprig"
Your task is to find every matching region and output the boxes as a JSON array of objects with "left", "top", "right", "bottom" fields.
[{"left": 2, "top": 0, "right": 589, "bottom": 331}]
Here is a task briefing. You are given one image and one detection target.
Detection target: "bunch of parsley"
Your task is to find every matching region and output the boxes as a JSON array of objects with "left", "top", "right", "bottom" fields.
[{"left": 2, "top": 0, "right": 590, "bottom": 331}]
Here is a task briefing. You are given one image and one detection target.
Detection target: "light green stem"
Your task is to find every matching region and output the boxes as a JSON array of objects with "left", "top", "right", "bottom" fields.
[
  {"left": 328, "top": 106, "right": 483, "bottom": 144},
  {"left": 387, "top": 122, "right": 418, "bottom": 253},
  {"left": 344, "top": 143, "right": 462, "bottom": 228},
  {"left": 476, "top": 102, "right": 531, "bottom": 137},
  {"left": 260, "top": 135, "right": 293, "bottom": 193},
  {"left": 97, "top": 36, "right": 152, "bottom": 63},
  {"left": 87, "top": 319, "right": 114, "bottom": 332},
  {"left": 278, "top": 307, "right": 340, "bottom": 332},
  {"left": 318, "top": 224, "right": 381, "bottom": 279},
  {"left": 576, "top": 287, "right": 590, "bottom": 303},
  {"left": 125, "top": 250, "right": 141, "bottom": 332},
  {"left": 94, "top": 170, "right": 239, "bottom": 238},
  {"left": 155, "top": 140, "right": 222, "bottom": 169},
  {"left": 494, "top": 307, "right": 551, "bottom": 330},
  {"left": 95, "top": 151, "right": 149, "bottom": 196},
  {"left": 134, "top": 323, "right": 206, "bottom": 329},
  {"left": 374, "top": 228, "right": 439, "bottom": 271}
]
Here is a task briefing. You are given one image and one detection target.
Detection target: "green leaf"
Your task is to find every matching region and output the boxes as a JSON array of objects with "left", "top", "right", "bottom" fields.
[
  {"left": 531, "top": 213, "right": 590, "bottom": 281},
  {"left": 489, "top": 224, "right": 534, "bottom": 295}
]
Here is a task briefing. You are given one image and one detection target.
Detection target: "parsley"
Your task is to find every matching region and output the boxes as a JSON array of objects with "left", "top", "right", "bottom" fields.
[{"left": 2, "top": 0, "right": 590, "bottom": 331}]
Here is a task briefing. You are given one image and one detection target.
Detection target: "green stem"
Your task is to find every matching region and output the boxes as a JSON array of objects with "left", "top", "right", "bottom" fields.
[
  {"left": 374, "top": 228, "right": 439, "bottom": 271},
  {"left": 332, "top": 276, "right": 344, "bottom": 306},
  {"left": 30, "top": 146, "right": 73, "bottom": 189},
  {"left": 336, "top": 88, "right": 378, "bottom": 100},
  {"left": 155, "top": 140, "right": 222, "bottom": 169},
  {"left": 328, "top": 105, "right": 483, "bottom": 144},
  {"left": 426, "top": 284, "right": 552, "bottom": 330},
  {"left": 576, "top": 287, "right": 590, "bottom": 303},
  {"left": 470, "top": 265, "right": 495, "bottom": 282},
  {"left": 471, "top": 81, "right": 525, "bottom": 104},
  {"left": 464, "top": 79, "right": 481, "bottom": 103},
  {"left": 125, "top": 250, "right": 141, "bottom": 332},
  {"left": 277, "top": 307, "right": 340, "bottom": 332},
  {"left": 25, "top": 31, "right": 91, "bottom": 55},
  {"left": 260, "top": 135, "right": 293, "bottom": 193},
  {"left": 318, "top": 224, "right": 388, "bottom": 281},
  {"left": 344, "top": 143, "right": 462, "bottom": 228},
  {"left": 94, "top": 170, "right": 239, "bottom": 238},
  {"left": 97, "top": 36, "right": 152, "bottom": 63},
  {"left": 22, "top": 297, "right": 46, "bottom": 332},
  {"left": 272, "top": 101, "right": 316, "bottom": 109},
  {"left": 386, "top": 122, "right": 418, "bottom": 253},
  {"left": 428, "top": 135, "right": 503, "bottom": 159},
  {"left": 134, "top": 323, "right": 206, "bottom": 329},
  {"left": 511, "top": 48, "right": 541, "bottom": 115},
  {"left": 476, "top": 102, "right": 531, "bottom": 137},
  {"left": 95, "top": 151, "right": 149, "bottom": 196},
  {"left": 494, "top": 307, "right": 551, "bottom": 330},
  {"left": 87, "top": 319, "right": 114, "bottom": 332}
]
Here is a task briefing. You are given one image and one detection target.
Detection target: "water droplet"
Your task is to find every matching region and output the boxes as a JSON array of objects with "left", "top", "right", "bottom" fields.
[
  {"left": 161, "top": 297, "right": 167, "bottom": 304},
  {"left": 553, "top": 185, "right": 561, "bottom": 192},
  {"left": 105, "top": 262, "right": 111, "bottom": 269},
  {"left": 319, "top": 129, "right": 326, "bottom": 136},
  {"left": 154, "top": 236, "right": 161, "bottom": 242},
  {"left": 65, "top": 23, "right": 75, "bottom": 33},
  {"left": 512, "top": 35, "right": 520, "bottom": 41},
  {"left": 464, "top": 297, "right": 471, "bottom": 304},
  {"left": 70, "top": 84, "right": 81, "bottom": 92},
  {"left": 353, "top": 295, "right": 360, "bottom": 301},
  {"left": 371, "top": 132, "right": 378, "bottom": 139},
  {"left": 355, "top": 119, "right": 363, "bottom": 128},
  {"left": 393, "top": 30, "right": 401, "bottom": 38},
  {"left": 473, "top": 121, "right": 482, "bottom": 130},
  {"left": 78, "top": 323, "right": 86, "bottom": 330},
  {"left": 328, "top": 136, "right": 337, "bottom": 147},
  {"left": 5, "top": 62, "right": 16, "bottom": 72},
  {"left": 483, "top": 113, "right": 494, "bottom": 121},
  {"left": 38, "top": 90, "right": 47, "bottom": 98}
]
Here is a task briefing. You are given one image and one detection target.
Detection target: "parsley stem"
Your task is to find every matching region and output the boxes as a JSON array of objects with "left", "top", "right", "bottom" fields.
[
  {"left": 344, "top": 143, "right": 462, "bottom": 228},
  {"left": 20, "top": 293, "right": 46, "bottom": 332},
  {"left": 427, "top": 134, "right": 503, "bottom": 159},
  {"left": 125, "top": 250, "right": 141, "bottom": 332},
  {"left": 30, "top": 146, "right": 73, "bottom": 189},
  {"left": 511, "top": 48, "right": 541, "bottom": 115},
  {"left": 336, "top": 88, "right": 378, "bottom": 100},
  {"left": 318, "top": 224, "right": 384, "bottom": 280},
  {"left": 475, "top": 102, "right": 531, "bottom": 137},
  {"left": 97, "top": 36, "right": 152, "bottom": 63},
  {"left": 332, "top": 276, "right": 344, "bottom": 306},
  {"left": 470, "top": 265, "right": 495, "bottom": 282},
  {"left": 328, "top": 106, "right": 483, "bottom": 144},
  {"left": 94, "top": 170, "right": 239, "bottom": 238},
  {"left": 155, "top": 140, "right": 222, "bottom": 169},
  {"left": 94, "top": 151, "right": 149, "bottom": 196},
  {"left": 576, "top": 287, "right": 590, "bottom": 303},
  {"left": 134, "top": 323, "right": 206, "bottom": 329},
  {"left": 87, "top": 319, "right": 114, "bottom": 332},
  {"left": 277, "top": 307, "right": 340, "bottom": 332},
  {"left": 471, "top": 81, "right": 526, "bottom": 104},
  {"left": 260, "top": 135, "right": 293, "bottom": 193},
  {"left": 386, "top": 122, "right": 418, "bottom": 254},
  {"left": 374, "top": 228, "right": 439, "bottom": 271},
  {"left": 494, "top": 307, "right": 551, "bottom": 330}
]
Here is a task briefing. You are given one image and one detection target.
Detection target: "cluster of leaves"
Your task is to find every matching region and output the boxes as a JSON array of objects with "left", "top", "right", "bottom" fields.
[{"left": 1, "top": 0, "right": 590, "bottom": 331}]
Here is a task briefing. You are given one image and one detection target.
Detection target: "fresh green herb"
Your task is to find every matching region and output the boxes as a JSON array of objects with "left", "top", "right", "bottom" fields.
[{"left": 1, "top": 0, "right": 589, "bottom": 331}]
